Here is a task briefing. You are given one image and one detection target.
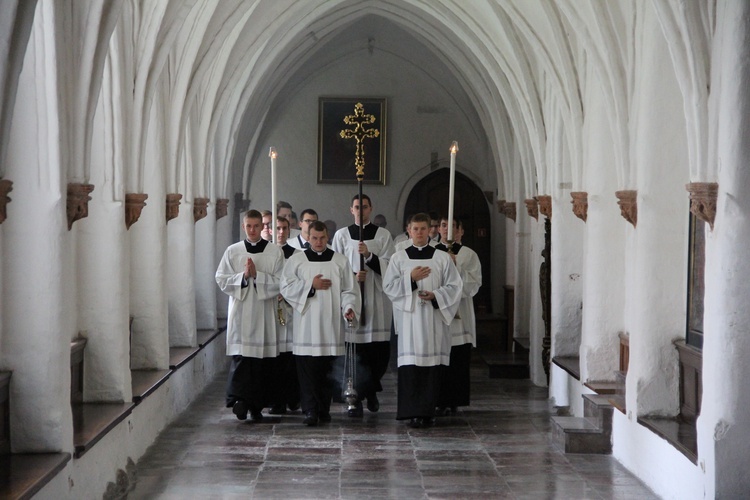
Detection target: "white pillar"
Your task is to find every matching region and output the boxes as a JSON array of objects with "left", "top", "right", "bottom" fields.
[
  {"left": 626, "top": 7, "right": 690, "bottom": 417},
  {"left": 526, "top": 214, "right": 546, "bottom": 387},
  {"left": 215, "top": 204, "right": 232, "bottom": 320},
  {"left": 129, "top": 107, "right": 169, "bottom": 370},
  {"left": 167, "top": 199, "right": 197, "bottom": 347},
  {"left": 550, "top": 195, "right": 583, "bottom": 358},
  {"left": 195, "top": 203, "right": 217, "bottom": 330},
  {"left": 700, "top": 2, "right": 750, "bottom": 496},
  {"left": 76, "top": 198, "right": 132, "bottom": 402},
  {"left": 1, "top": 14, "right": 73, "bottom": 450},
  {"left": 579, "top": 72, "right": 626, "bottom": 383}
]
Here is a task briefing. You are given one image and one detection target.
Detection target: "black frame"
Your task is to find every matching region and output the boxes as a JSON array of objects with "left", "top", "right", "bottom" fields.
[{"left": 317, "top": 97, "right": 387, "bottom": 184}]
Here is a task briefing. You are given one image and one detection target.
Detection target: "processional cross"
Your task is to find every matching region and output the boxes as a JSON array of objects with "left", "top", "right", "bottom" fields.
[
  {"left": 340, "top": 103, "right": 380, "bottom": 181},
  {"left": 339, "top": 102, "right": 380, "bottom": 415},
  {"left": 338, "top": 102, "right": 380, "bottom": 365}
]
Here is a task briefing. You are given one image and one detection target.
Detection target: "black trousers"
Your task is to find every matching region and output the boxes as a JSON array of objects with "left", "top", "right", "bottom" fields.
[
  {"left": 295, "top": 355, "right": 335, "bottom": 415},
  {"left": 356, "top": 340, "right": 390, "bottom": 398},
  {"left": 225, "top": 355, "right": 277, "bottom": 411},
  {"left": 269, "top": 351, "right": 300, "bottom": 409},
  {"left": 396, "top": 364, "right": 445, "bottom": 420},
  {"left": 437, "top": 343, "right": 472, "bottom": 408}
]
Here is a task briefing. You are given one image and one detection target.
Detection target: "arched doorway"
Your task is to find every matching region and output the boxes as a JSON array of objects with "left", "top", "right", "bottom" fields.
[{"left": 404, "top": 169, "right": 492, "bottom": 313}]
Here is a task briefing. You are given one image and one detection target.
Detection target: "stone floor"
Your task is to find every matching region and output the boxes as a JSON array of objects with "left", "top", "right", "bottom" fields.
[{"left": 128, "top": 356, "right": 659, "bottom": 499}]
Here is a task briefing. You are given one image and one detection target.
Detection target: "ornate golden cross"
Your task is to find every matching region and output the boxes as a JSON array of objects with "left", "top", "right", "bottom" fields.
[{"left": 340, "top": 103, "right": 380, "bottom": 180}]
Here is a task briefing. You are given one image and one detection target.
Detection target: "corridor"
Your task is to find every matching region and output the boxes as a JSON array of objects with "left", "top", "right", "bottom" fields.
[{"left": 127, "top": 356, "right": 658, "bottom": 499}]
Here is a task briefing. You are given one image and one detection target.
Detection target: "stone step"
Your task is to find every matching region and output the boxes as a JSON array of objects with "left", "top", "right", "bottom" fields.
[
  {"left": 551, "top": 416, "right": 612, "bottom": 454},
  {"left": 583, "top": 393, "right": 614, "bottom": 430}
]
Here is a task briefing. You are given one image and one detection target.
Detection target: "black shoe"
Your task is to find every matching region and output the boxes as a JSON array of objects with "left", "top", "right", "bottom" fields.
[
  {"left": 303, "top": 411, "right": 319, "bottom": 426},
  {"left": 435, "top": 406, "right": 449, "bottom": 417},
  {"left": 319, "top": 412, "right": 332, "bottom": 423},
  {"left": 250, "top": 410, "right": 264, "bottom": 422},
  {"left": 348, "top": 401, "right": 364, "bottom": 418},
  {"left": 232, "top": 400, "right": 248, "bottom": 421},
  {"left": 366, "top": 394, "right": 379, "bottom": 413},
  {"left": 408, "top": 417, "right": 423, "bottom": 428},
  {"left": 288, "top": 402, "right": 300, "bottom": 412},
  {"left": 269, "top": 404, "right": 287, "bottom": 415}
]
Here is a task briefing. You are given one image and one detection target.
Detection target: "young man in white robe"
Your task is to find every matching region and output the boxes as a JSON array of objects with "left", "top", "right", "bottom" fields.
[
  {"left": 287, "top": 208, "right": 318, "bottom": 250},
  {"left": 269, "top": 216, "right": 301, "bottom": 414},
  {"left": 332, "top": 194, "right": 394, "bottom": 417},
  {"left": 216, "top": 209, "right": 285, "bottom": 422},
  {"left": 281, "top": 221, "right": 360, "bottom": 426},
  {"left": 383, "top": 213, "right": 462, "bottom": 428},
  {"left": 435, "top": 218, "right": 482, "bottom": 415}
]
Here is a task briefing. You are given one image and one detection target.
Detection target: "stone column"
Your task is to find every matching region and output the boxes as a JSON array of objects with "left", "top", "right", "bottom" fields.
[
  {"left": 549, "top": 194, "right": 583, "bottom": 359},
  {"left": 167, "top": 196, "right": 197, "bottom": 347},
  {"left": 700, "top": 1, "right": 750, "bottom": 496},
  {"left": 194, "top": 201, "right": 217, "bottom": 330},
  {"left": 215, "top": 199, "right": 232, "bottom": 320},
  {"left": 129, "top": 111, "right": 169, "bottom": 370},
  {"left": 75, "top": 186, "right": 132, "bottom": 402},
  {"left": 1, "top": 22, "right": 72, "bottom": 450},
  {"left": 625, "top": 8, "right": 690, "bottom": 417},
  {"left": 579, "top": 73, "right": 626, "bottom": 383}
]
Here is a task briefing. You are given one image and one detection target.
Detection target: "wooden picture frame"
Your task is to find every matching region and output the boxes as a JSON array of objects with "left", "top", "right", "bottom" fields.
[{"left": 317, "top": 97, "right": 387, "bottom": 184}]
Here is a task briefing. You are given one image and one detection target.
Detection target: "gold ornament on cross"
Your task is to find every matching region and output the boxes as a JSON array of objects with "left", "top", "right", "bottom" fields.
[{"left": 340, "top": 102, "right": 380, "bottom": 181}]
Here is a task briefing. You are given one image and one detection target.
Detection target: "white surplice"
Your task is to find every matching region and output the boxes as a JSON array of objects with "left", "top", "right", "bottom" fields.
[
  {"left": 215, "top": 240, "right": 284, "bottom": 358},
  {"left": 331, "top": 223, "right": 394, "bottom": 343},
  {"left": 383, "top": 245, "right": 462, "bottom": 367},
  {"left": 280, "top": 249, "right": 361, "bottom": 356}
]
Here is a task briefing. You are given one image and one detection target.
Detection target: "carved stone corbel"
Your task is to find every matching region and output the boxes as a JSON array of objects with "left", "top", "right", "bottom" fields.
[
  {"left": 216, "top": 198, "right": 229, "bottom": 220},
  {"left": 571, "top": 192, "right": 588, "bottom": 222},
  {"left": 125, "top": 193, "right": 148, "bottom": 230},
  {"left": 194, "top": 198, "right": 209, "bottom": 223},
  {"left": 686, "top": 182, "right": 718, "bottom": 230},
  {"left": 166, "top": 193, "right": 182, "bottom": 223},
  {"left": 525, "top": 198, "right": 539, "bottom": 220},
  {"left": 496, "top": 199, "right": 506, "bottom": 214},
  {"left": 537, "top": 195, "right": 552, "bottom": 219},
  {"left": 503, "top": 202, "right": 517, "bottom": 222},
  {"left": 0, "top": 179, "right": 13, "bottom": 224},
  {"left": 67, "top": 183, "right": 95, "bottom": 230},
  {"left": 615, "top": 190, "right": 637, "bottom": 227}
]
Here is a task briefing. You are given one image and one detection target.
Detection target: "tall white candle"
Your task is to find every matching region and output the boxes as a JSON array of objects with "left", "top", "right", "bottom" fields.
[
  {"left": 447, "top": 141, "right": 458, "bottom": 242},
  {"left": 269, "top": 147, "right": 278, "bottom": 244}
]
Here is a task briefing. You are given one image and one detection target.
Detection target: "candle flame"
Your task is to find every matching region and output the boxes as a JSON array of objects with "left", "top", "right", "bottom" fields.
[
  {"left": 450, "top": 141, "right": 458, "bottom": 154},
  {"left": 269, "top": 147, "right": 277, "bottom": 159}
]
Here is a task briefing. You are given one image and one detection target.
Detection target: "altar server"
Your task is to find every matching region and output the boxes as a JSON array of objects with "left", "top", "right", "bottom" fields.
[
  {"left": 435, "top": 218, "right": 482, "bottom": 414},
  {"left": 281, "top": 221, "right": 360, "bottom": 426},
  {"left": 383, "top": 213, "right": 462, "bottom": 428},
  {"left": 269, "top": 216, "right": 300, "bottom": 414},
  {"left": 216, "top": 209, "right": 284, "bottom": 422},
  {"left": 287, "top": 208, "right": 319, "bottom": 250},
  {"left": 332, "top": 194, "right": 394, "bottom": 416}
]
